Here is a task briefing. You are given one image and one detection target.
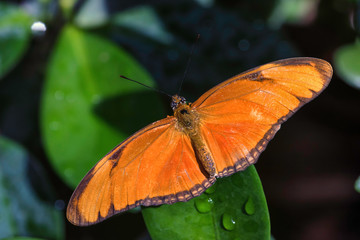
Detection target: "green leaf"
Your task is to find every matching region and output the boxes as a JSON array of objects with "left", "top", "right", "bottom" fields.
[
  {"left": 268, "top": 0, "right": 319, "bottom": 28},
  {"left": 3, "top": 238, "right": 45, "bottom": 240},
  {"left": 41, "top": 24, "right": 164, "bottom": 188},
  {"left": 0, "top": 2, "right": 33, "bottom": 79},
  {"left": 112, "top": 6, "right": 173, "bottom": 44},
  {"left": 0, "top": 137, "right": 64, "bottom": 240},
  {"left": 74, "top": 0, "right": 109, "bottom": 28},
  {"left": 142, "top": 166, "right": 270, "bottom": 240},
  {"left": 334, "top": 40, "right": 360, "bottom": 89}
]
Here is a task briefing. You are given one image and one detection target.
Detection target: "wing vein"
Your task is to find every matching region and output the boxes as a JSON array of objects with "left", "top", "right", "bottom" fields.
[
  {"left": 197, "top": 81, "right": 273, "bottom": 110},
  {"left": 134, "top": 126, "right": 174, "bottom": 202},
  {"left": 125, "top": 126, "right": 172, "bottom": 170},
  {"left": 258, "top": 89, "right": 294, "bottom": 113}
]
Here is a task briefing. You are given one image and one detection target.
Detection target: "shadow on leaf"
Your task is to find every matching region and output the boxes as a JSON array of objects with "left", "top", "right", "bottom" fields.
[{"left": 93, "top": 90, "right": 167, "bottom": 136}]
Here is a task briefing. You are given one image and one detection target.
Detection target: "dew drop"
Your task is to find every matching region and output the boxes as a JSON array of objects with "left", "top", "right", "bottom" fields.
[
  {"left": 31, "top": 21, "right": 46, "bottom": 36},
  {"left": 205, "top": 185, "right": 216, "bottom": 194},
  {"left": 222, "top": 213, "right": 236, "bottom": 231},
  {"left": 194, "top": 197, "right": 214, "bottom": 213},
  {"left": 244, "top": 197, "right": 255, "bottom": 215}
]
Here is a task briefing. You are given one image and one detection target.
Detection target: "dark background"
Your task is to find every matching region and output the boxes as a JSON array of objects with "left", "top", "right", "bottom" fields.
[{"left": 1, "top": 0, "right": 360, "bottom": 239}]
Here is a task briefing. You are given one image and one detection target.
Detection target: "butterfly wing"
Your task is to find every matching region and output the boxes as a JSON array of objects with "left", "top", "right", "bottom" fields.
[
  {"left": 67, "top": 116, "right": 214, "bottom": 226},
  {"left": 192, "top": 57, "right": 332, "bottom": 177}
]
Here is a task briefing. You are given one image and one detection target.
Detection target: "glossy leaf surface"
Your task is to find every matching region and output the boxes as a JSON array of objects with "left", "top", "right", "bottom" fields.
[
  {"left": 41, "top": 24, "right": 164, "bottom": 188},
  {"left": 142, "top": 166, "right": 270, "bottom": 240}
]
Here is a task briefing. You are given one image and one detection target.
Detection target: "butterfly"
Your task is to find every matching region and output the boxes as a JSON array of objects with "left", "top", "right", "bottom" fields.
[{"left": 67, "top": 57, "right": 332, "bottom": 226}]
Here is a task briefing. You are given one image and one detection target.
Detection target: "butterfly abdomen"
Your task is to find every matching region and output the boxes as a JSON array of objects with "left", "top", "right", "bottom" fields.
[
  {"left": 174, "top": 101, "right": 217, "bottom": 178},
  {"left": 191, "top": 137, "right": 217, "bottom": 178}
]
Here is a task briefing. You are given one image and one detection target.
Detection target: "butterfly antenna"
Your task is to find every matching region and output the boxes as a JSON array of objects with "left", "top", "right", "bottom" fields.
[
  {"left": 120, "top": 75, "right": 172, "bottom": 98},
  {"left": 177, "top": 34, "right": 200, "bottom": 95}
]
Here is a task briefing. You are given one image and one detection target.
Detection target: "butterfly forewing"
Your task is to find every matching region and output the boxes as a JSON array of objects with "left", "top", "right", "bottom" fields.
[
  {"left": 67, "top": 117, "right": 212, "bottom": 226},
  {"left": 193, "top": 57, "right": 332, "bottom": 176}
]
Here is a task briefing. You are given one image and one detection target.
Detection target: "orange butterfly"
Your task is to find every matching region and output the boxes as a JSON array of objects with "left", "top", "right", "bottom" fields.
[{"left": 67, "top": 57, "right": 332, "bottom": 226}]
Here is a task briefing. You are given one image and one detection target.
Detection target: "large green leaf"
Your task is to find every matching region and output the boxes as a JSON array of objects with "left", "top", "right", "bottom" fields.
[
  {"left": 0, "top": 2, "right": 32, "bottom": 79},
  {"left": 142, "top": 166, "right": 270, "bottom": 240},
  {"left": 0, "top": 137, "right": 64, "bottom": 240},
  {"left": 41, "top": 24, "right": 164, "bottom": 188}
]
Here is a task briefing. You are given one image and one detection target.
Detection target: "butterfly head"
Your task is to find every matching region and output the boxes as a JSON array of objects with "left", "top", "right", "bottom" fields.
[{"left": 171, "top": 95, "right": 186, "bottom": 111}]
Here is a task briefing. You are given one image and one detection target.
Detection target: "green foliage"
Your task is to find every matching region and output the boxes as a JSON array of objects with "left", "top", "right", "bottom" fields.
[
  {"left": 268, "top": 0, "right": 319, "bottom": 28},
  {"left": 112, "top": 6, "right": 173, "bottom": 44},
  {"left": 41, "top": 24, "right": 164, "bottom": 188},
  {"left": 0, "top": 2, "right": 32, "bottom": 79},
  {"left": 3, "top": 238, "right": 45, "bottom": 240},
  {"left": 0, "top": 137, "right": 64, "bottom": 240},
  {"left": 142, "top": 166, "right": 270, "bottom": 240},
  {"left": 334, "top": 39, "right": 360, "bottom": 89},
  {"left": 74, "top": 0, "right": 109, "bottom": 28}
]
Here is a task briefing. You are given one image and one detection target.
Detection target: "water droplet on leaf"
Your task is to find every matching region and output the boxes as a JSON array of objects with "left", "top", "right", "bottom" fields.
[
  {"left": 31, "top": 21, "right": 46, "bottom": 36},
  {"left": 244, "top": 197, "right": 255, "bottom": 215},
  {"left": 222, "top": 213, "right": 236, "bottom": 231},
  {"left": 194, "top": 197, "right": 214, "bottom": 213}
]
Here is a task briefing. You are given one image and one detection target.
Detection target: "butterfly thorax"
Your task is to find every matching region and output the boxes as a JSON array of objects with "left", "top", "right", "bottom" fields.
[
  {"left": 174, "top": 104, "right": 198, "bottom": 134},
  {"left": 172, "top": 95, "right": 199, "bottom": 135},
  {"left": 172, "top": 95, "right": 217, "bottom": 178}
]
